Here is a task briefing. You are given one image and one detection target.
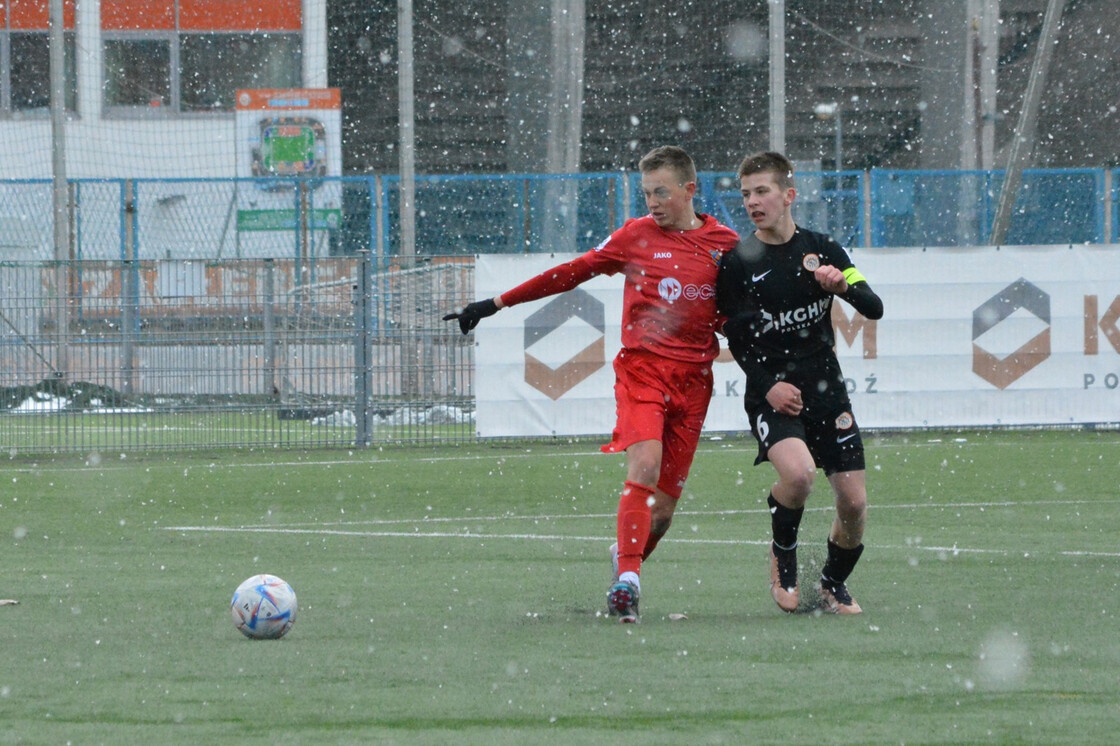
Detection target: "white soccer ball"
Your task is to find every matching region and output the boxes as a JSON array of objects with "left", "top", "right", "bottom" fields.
[{"left": 230, "top": 574, "right": 297, "bottom": 640}]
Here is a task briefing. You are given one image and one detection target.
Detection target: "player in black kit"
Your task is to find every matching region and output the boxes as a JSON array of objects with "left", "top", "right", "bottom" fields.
[{"left": 717, "top": 151, "right": 884, "bottom": 614}]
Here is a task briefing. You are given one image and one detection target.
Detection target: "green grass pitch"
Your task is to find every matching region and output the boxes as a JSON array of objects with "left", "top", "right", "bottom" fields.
[{"left": 2, "top": 429, "right": 1118, "bottom": 744}]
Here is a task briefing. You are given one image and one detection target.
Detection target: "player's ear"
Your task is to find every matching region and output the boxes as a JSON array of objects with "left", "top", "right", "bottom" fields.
[
  {"left": 784, "top": 187, "right": 796, "bottom": 206},
  {"left": 685, "top": 181, "right": 697, "bottom": 198}
]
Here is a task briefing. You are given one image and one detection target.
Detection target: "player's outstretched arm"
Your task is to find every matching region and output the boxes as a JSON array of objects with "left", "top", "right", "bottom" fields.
[
  {"left": 444, "top": 251, "right": 605, "bottom": 335},
  {"left": 443, "top": 298, "right": 499, "bottom": 334}
]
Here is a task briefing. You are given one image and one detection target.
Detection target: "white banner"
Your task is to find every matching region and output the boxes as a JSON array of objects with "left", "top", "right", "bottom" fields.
[{"left": 475, "top": 245, "right": 1120, "bottom": 436}]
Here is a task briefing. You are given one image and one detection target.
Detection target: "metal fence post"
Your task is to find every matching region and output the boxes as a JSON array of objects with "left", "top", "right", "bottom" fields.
[
  {"left": 120, "top": 180, "right": 137, "bottom": 395},
  {"left": 1104, "top": 169, "right": 1113, "bottom": 243},
  {"left": 263, "top": 258, "right": 277, "bottom": 398},
  {"left": 862, "top": 170, "right": 872, "bottom": 248},
  {"left": 372, "top": 175, "right": 386, "bottom": 339},
  {"left": 354, "top": 250, "right": 374, "bottom": 446}
]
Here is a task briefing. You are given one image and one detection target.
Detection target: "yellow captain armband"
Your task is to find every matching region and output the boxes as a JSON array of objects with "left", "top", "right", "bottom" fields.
[{"left": 842, "top": 267, "right": 866, "bottom": 285}]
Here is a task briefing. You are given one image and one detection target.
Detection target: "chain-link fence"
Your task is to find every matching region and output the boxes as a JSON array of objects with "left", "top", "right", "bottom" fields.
[
  {"left": 2, "top": 167, "right": 1117, "bottom": 452},
  {"left": 0, "top": 255, "right": 475, "bottom": 453}
]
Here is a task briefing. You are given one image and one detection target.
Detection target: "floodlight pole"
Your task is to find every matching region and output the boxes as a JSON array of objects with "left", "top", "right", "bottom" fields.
[
  {"left": 989, "top": 0, "right": 1066, "bottom": 245},
  {"left": 397, "top": 0, "right": 420, "bottom": 398},
  {"left": 768, "top": 0, "right": 786, "bottom": 153},
  {"left": 398, "top": 0, "right": 416, "bottom": 267},
  {"left": 49, "top": 0, "right": 70, "bottom": 381},
  {"left": 977, "top": 0, "right": 999, "bottom": 171}
]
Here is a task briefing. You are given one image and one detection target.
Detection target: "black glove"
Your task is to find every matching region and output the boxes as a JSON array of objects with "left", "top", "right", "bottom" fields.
[{"left": 442, "top": 298, "right": 499, "bottom": 334}]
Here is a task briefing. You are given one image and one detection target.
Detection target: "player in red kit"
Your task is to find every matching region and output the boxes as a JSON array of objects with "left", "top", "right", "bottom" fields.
[{"left": 444, "top": 146, "right": 739, "bottom": 622}]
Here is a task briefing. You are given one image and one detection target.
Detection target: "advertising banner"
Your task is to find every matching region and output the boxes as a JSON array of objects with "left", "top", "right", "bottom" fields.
[
  {"left": 475, "top": 245, "right": 1120, "bottom": 436},
  {"left": 234, "top": 89, "right": 343, "bottom": 250}
]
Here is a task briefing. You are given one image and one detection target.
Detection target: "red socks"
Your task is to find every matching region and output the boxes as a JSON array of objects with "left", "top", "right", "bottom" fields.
[{"left": 616, "top": 480, "right": 655, "bottom": 576}]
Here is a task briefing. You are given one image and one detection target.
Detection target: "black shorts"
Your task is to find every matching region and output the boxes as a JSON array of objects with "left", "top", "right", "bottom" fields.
[{"left": 744, "top": 396, "right": 866, "bottom": 476}]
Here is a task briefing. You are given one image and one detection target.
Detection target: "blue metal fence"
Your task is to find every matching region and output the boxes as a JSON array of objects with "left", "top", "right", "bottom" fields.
[
  {"left": 0, "top": 168, "right": 1115, "bottom": 265},
  {"left": 869, "top": 168, "right": 1105, "bottom": 247},
  {"left": 1112, "top": 168, "right": 1120, "bottom": 244},
  {"left": 704, "top": 170, "right": 866, "bottom": 248},
  {"left": 378, "top": 172, "right": 626, "bottom": 260}
]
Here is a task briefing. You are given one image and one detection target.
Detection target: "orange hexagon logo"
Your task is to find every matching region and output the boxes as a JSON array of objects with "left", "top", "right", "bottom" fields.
[
  {"left": 972, "top": 278, "right": 1050, "bottom": 390},
  {"left": 523, "top": 288, "right": 606, "bottom": 401}
]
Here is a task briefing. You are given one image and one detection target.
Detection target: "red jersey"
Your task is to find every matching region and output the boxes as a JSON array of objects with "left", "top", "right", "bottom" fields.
[{"left": 500, "top": 214, "right": 739, "bottom": 363}]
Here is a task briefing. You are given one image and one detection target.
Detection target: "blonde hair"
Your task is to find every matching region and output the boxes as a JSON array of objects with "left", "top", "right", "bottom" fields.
[{"left": 639, "top": 146, "right": 697, "bottom": 185}]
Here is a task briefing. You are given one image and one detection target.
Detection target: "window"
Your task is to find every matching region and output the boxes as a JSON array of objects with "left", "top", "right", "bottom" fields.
[
  {"left": 180, "top": 34, "right": 302, "bottom": 112},
  {"left": 103, "top": 38, "right": 171, "bottom": 108},
  {"left": 102, "top": 0, "right": 303, "bottom": 115},
  {"left": 1, "top": 1, "right": 77, "bottom": 115}
]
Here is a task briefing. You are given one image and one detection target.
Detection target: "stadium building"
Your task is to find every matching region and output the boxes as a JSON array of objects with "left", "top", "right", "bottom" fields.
[{"left": 2, "top": 0, "right": 1116, "bottom": 178}]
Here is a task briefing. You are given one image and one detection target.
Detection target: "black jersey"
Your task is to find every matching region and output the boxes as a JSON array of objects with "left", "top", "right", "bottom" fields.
[{"left": 716, "top": 227, "right": 883, "bottom": 401}]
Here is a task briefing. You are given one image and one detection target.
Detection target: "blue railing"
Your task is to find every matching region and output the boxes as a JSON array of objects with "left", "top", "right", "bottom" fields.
[
  {"left": 0, "top": 168, "right": 1115, "bottom": 264},
  {"left": 377, "top": 172, "right": 627, "bottom": 259},
  {"left": 868, "top": 168, "right": 1105, "bottom": 247}
]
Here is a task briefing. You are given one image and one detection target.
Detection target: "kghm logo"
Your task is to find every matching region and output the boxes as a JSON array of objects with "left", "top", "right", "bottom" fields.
[
  {"left": 523, "top": 288, "right": 606, "bottom": 401},
  {"left": 760, "top": 297, "right": 831, "bottom": 333},
  {"left": 972, "top": 278, "right": 1050, "bottom": 389}
]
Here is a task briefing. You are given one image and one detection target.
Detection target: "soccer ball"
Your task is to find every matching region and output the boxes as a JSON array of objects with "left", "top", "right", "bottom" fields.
[{"left": 230, "top": 574, "right": 297, "bottom": 639}]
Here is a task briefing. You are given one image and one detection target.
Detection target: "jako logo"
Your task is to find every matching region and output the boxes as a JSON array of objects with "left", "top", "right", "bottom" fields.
[
  {"left": 972, "top": 278, "right": 1050, "bottom": 389},
  {"left": 658, "top": 277, "right": 715, "bottom": 303}
]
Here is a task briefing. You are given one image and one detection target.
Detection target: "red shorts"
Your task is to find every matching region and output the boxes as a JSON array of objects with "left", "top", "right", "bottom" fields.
[{"left": 600, "top": 349, "right": 714, "bottom": 499}]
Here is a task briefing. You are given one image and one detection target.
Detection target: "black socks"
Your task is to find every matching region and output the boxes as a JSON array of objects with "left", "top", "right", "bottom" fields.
[
  {"left": 769, "top": 494, "right": 865, "bottom": 590},
  {"left": 822, "top": 539, "right": 864, "bottom": 588},
  {"left": 768, "top": 493, "right": 804, "bottom": 551}
]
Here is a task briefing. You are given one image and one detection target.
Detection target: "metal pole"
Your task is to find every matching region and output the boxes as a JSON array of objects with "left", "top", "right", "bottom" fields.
[
  {"left": 834, "top": 110, "right": 842, "bottom": 172},
  {"left": 398, "top": 0, "right": 420, "bottom": 397},
  {"left": 962, "top": 0, "right": 979, "bottom": 172},
  {"left": 960, "top": 0, "right": 981, "bottom": 245},
  {"left": 354, "top": 251, "right": 373, "bottom": 447},
  {"left": 989, "top": 0, "right": 1065, "bottom": 245},
  {"left": 121, "top": 181, "right": 136, "bottom": 395},
  {"left": 543, "top": 0, "right": 585, "bottom": 254},
  {"left": 49, "top": 0, "right": 69, "bottom": 380},
  {"left": 1104, "top": 169, "right": 1113, "bottom": 243},
  {"left": 548, "top": 0, "right": 584, "bottom": 174},
  {"left": 978, "top": 0, "right": 999, "bottom": 171},
  {"left": 398, "top": 0, "right": 416, "bottom": 267},
  {"left": 862, "top": 171, "right": 872, "bottom": 248},
  {"left": 833, "top": 112, "right": 843, "bottom": 239},
  {"left": 263, "top": 258, "right": 277, "bottom": 398},
  {"left": 768, "top": 0, "right": 786, "bottom": 153},
  {"left": 372, "top": 174, "right": 386, "bottom": 340}
]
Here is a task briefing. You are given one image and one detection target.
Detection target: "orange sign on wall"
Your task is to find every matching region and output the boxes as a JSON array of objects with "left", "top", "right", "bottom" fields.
[
  {"left": 100, "top": 0, "right": 300, "bottom": 32},
  {"left": 5, "top": 0, "right": 76, "bottom": 29},
  {"left": 235, "top": 89, "right": 342, "bottom": 111}
]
